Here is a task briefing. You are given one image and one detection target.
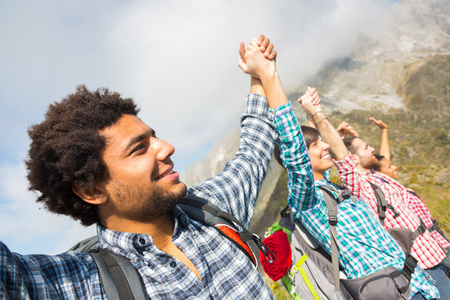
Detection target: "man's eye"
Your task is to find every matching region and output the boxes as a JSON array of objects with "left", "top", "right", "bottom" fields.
[{"left": 131, "top": 144, "right": 145, "bottom": 154}]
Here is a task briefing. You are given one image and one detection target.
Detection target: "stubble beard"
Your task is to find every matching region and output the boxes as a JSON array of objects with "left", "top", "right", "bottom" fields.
[
  {"left": 111, "top": 180, "right": 187, "bottom": 222},
  {"left": 139, "top": 183, "right": 187, "bottom": 220}
]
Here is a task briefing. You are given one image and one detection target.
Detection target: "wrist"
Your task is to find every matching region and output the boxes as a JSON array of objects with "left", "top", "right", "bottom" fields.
[
  {"left": 311, "top": 110, "right": 323, "bottom": 117},
  {"left": 258, "top": 65, "right": 278, "bottom": 84},
  {"left": 250, "top": 77, "right": 265, "bottom": 96},
  {"left": 312, "top": 111, "right": 327, "bottom": 124}
]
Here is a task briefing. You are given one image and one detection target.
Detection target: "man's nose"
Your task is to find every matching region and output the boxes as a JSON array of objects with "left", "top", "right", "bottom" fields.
[{"left": 154, "top": 139, "right": 175, "bottom": 161}]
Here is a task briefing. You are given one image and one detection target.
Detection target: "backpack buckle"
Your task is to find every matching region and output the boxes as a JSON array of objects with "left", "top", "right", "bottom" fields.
[
  {"left": 257, "top": 236, "right": 278, "bottom": 264},
  {"left": 329, "top": 216, "right": 338, "bottom": 226}
]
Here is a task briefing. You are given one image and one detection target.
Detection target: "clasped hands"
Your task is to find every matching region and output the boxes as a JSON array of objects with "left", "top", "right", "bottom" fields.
[{"left": 238, "top": 35, "right": 277, "bottom": 80}]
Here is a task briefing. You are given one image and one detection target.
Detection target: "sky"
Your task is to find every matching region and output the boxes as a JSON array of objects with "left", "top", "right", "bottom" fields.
[{"left": 0, "top": 0, "right": 395, "bottom": 254}]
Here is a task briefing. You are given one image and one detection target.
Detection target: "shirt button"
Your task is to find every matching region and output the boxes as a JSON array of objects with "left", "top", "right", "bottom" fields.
[
  {"left": 170, "top": 261, "right": 176, "bottom": 268},
  {"left": 139, "top": 238, "right": 146, "bottom": 244}
]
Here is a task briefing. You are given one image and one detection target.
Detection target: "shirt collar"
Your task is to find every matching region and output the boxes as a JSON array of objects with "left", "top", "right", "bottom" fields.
[{"left": 96, "top": 206, "right": 189, "bottom": 254}]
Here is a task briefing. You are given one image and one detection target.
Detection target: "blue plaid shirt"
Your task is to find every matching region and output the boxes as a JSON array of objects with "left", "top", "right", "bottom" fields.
[
  {"left": 272, "top": 102, "right": 439, "bottom": 299},
  {"left": 0, "top": 94, "right": 277, "bottom": 300}
]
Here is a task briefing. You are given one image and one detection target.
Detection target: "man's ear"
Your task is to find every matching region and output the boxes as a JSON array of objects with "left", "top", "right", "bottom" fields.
[
  {"left": 353, "top": 154, "right": 361, "bottom": 165},
  {"left": 72, "top": 182, "right": 107, "bottom": 205}
]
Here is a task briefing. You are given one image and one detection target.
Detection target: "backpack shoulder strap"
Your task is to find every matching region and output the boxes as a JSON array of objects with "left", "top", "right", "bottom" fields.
[
  {"left": 368, "top": 182, "right": 389, "bottom": 225},
  {"left": 68, "top": 235, "right": 99, "bottom": 252},
  {"left": 178, "top": 194, "right": 275, "bottom": 266},
  {"left": 90, "top": 251, "right": 149, "bottom": 300},
  {"left": 317, "top": 184, "right": 342, "bottom": 295}
]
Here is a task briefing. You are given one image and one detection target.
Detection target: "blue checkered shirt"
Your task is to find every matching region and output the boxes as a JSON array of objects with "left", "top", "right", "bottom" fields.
[
  {"left": 272, "top": 102, "right": 439, "bottom": 299},
  {"left": 0, "top": 94, "right": 277, "bottom": 300}
]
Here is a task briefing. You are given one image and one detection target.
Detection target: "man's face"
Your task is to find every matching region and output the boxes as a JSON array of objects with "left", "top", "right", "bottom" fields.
[
  {"left": 352, "top": 138, "right": 378, "bottom": 170},
  {"left": 308, "top": 139, "right": 333, "bottom": 175},
  {"left": 99, "top": 114, "right": 186, "bottom": 222},
  {"left": 378, "top": 158, "right": 398, "bottom": 179}
]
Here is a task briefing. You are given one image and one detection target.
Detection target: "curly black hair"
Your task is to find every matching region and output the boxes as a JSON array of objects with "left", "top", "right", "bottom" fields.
[{"left": 26, "top": 85, "right": 140, "bottom": 226}]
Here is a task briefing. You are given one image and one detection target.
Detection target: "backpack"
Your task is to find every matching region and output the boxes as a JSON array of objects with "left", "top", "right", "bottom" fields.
[
  {"left": 369, "top": 182, "right": 427, "bottom": 253},
  {"left": 262, "top": 184, "right": 416, "bottom": 300},
  {"left": 68, "top": 194, "right": 274, "bottom": 300}
]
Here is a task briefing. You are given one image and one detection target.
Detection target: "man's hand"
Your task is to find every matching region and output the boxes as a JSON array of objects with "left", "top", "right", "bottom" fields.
[
  {"left": 337, "top": 121, "right": 359, "bottom": 138},
  {"left": 369, "top": 117, "right": 388, "bottom": 130},
  {"left": 238, "top": 39, "right": 275, "bottom": 80},
  {"left": 297, "top": 87, "right": 321, "bottom": 115},
  {"left": 256, "top": 35, "right": 277, "bottom": 60},
  {"left": 238, "top": 35, "right": 277, "bottom": 78}
]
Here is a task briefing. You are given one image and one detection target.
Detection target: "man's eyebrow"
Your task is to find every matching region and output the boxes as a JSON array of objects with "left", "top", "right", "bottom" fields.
[{"left": 125, "top": 130, "right": 153, "bottom": 152}]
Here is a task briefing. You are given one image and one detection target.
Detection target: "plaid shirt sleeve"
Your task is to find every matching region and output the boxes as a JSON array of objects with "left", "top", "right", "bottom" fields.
[
  {"left": 334, "top": 154, "right": 380, "bottom": 215},
  {"left": 272, "top": 102, "right": 316, "bottom": 213},
  {"left": 187, "top": 94, "right": 277, "bottom": 229},
  {"left": 0, "top": 242, "right": 103, "bottom": 299}
]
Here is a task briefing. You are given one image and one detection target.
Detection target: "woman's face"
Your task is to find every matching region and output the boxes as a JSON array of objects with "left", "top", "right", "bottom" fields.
[
  {"left": 308, "top": 139, "right": 333, "bottom": 175},
  {"left": 378, "top": 158, "right": 398, "bottom": 179}
]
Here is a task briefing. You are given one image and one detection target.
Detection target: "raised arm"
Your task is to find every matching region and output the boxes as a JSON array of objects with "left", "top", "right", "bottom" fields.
[
  {"left": 187, "top": 36, "right": 281, "bottom": 228},
  {"left": 298, "top": 87, "right": 321, "bottom": 129},
  {"left": 238, "top": 38, "right": 287, "bottom": 108},
  {"left": 369, "top": 117, "right": 390, "bottom": 160},
  {"left": 239, "top": 34, "right": 278, "bottom": 99},
  {"left": 297, "top": 89, "right": 348, "bottom": 161},
  {"left": 336, "top": 121, "right": 359, "bottom": 139}
]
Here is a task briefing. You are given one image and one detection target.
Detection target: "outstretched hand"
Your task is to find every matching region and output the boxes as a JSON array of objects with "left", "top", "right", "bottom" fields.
[
  {"left": 369, "top": 117, "right": 388, "bottom": 130},
  {"left": 297, "top": 87, "right": 321, "bottom": 115},
  {"left": 238, "top": 35, "right": 277, "bottom": 79},
  {"left": 256, "top": 35, "right": 277, "bottom": 60},
  {"left": 337, "top": 121, "right": 358, "bottom": 138}
]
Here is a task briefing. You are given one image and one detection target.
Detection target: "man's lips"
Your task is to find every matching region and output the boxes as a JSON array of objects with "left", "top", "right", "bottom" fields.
[{"left": 156, "top": 166, "right": 178, "bottom": 180}]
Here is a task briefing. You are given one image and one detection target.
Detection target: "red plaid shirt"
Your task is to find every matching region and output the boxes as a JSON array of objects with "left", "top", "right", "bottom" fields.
[
  {"left": 334, "top": 153, "right": 446, "bottom": 269},
  {"left": 404, "top": 187, "right": 450, "bottom": 249}
]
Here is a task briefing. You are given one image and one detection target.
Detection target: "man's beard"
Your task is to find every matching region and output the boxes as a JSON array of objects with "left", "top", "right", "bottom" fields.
[
  {"left": 110, "top": 180, "right": 187, "bottom": 222},
  {"left": 366, "top": 157, "right": 379, "bottom": 169},
  {"left": 136, "top": 184, "right": 187, "bottom": 221}
]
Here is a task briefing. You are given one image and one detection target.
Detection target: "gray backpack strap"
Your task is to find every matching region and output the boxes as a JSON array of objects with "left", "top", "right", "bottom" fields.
[
  {"left": 368, "top": 182, "right": 388, "bottom": 225},
  {"left": 178, "top": 194, "right": 274, "bottom": 266},
  {"left": 317, "top": 185, "right": 342, "bottom": 295},
  {"left": 329, "top": 215, "right": 341, "bottom": 296},
  {"left": 68, "top": 235, "right": 99, "bottom": 252},
  {"left": 91, "top": 251, "right": 149, "bottom": 300},
  {"left": 427, "top": 219, "right": 439, "bottom": 233},
  {"left": 411, "top": 219, "right": 427, "bottom": 241}
]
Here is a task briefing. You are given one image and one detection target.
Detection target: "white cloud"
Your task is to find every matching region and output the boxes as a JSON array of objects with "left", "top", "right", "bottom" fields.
[
  {"left": 0, "top": 161, "right": 96, "bottom": 254},
  {"left": 0, "top": 0, "right": 393, "bottom": 254}
]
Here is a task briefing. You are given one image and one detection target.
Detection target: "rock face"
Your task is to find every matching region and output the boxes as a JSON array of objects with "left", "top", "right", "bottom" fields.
[
  {"left": 181, "top": 0, "right": 450, "bottom": 239},
  {"left": 315, "top": 0, "right": 450, "bottom": 112}
]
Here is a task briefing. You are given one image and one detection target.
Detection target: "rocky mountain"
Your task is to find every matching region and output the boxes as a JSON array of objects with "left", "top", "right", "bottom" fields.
[{"left": 181, "top": 0, "right": 450, "bottom": 249}]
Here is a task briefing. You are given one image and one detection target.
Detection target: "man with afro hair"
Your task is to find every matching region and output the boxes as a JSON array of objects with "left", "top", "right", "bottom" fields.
[{"left": 0, "top": 35, "right": 282, "bottom": 299}]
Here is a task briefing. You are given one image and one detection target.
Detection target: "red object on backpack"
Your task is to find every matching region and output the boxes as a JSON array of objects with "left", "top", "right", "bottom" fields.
[{"left": 260, "top": 230, "right": 292, "bottom": 281}]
